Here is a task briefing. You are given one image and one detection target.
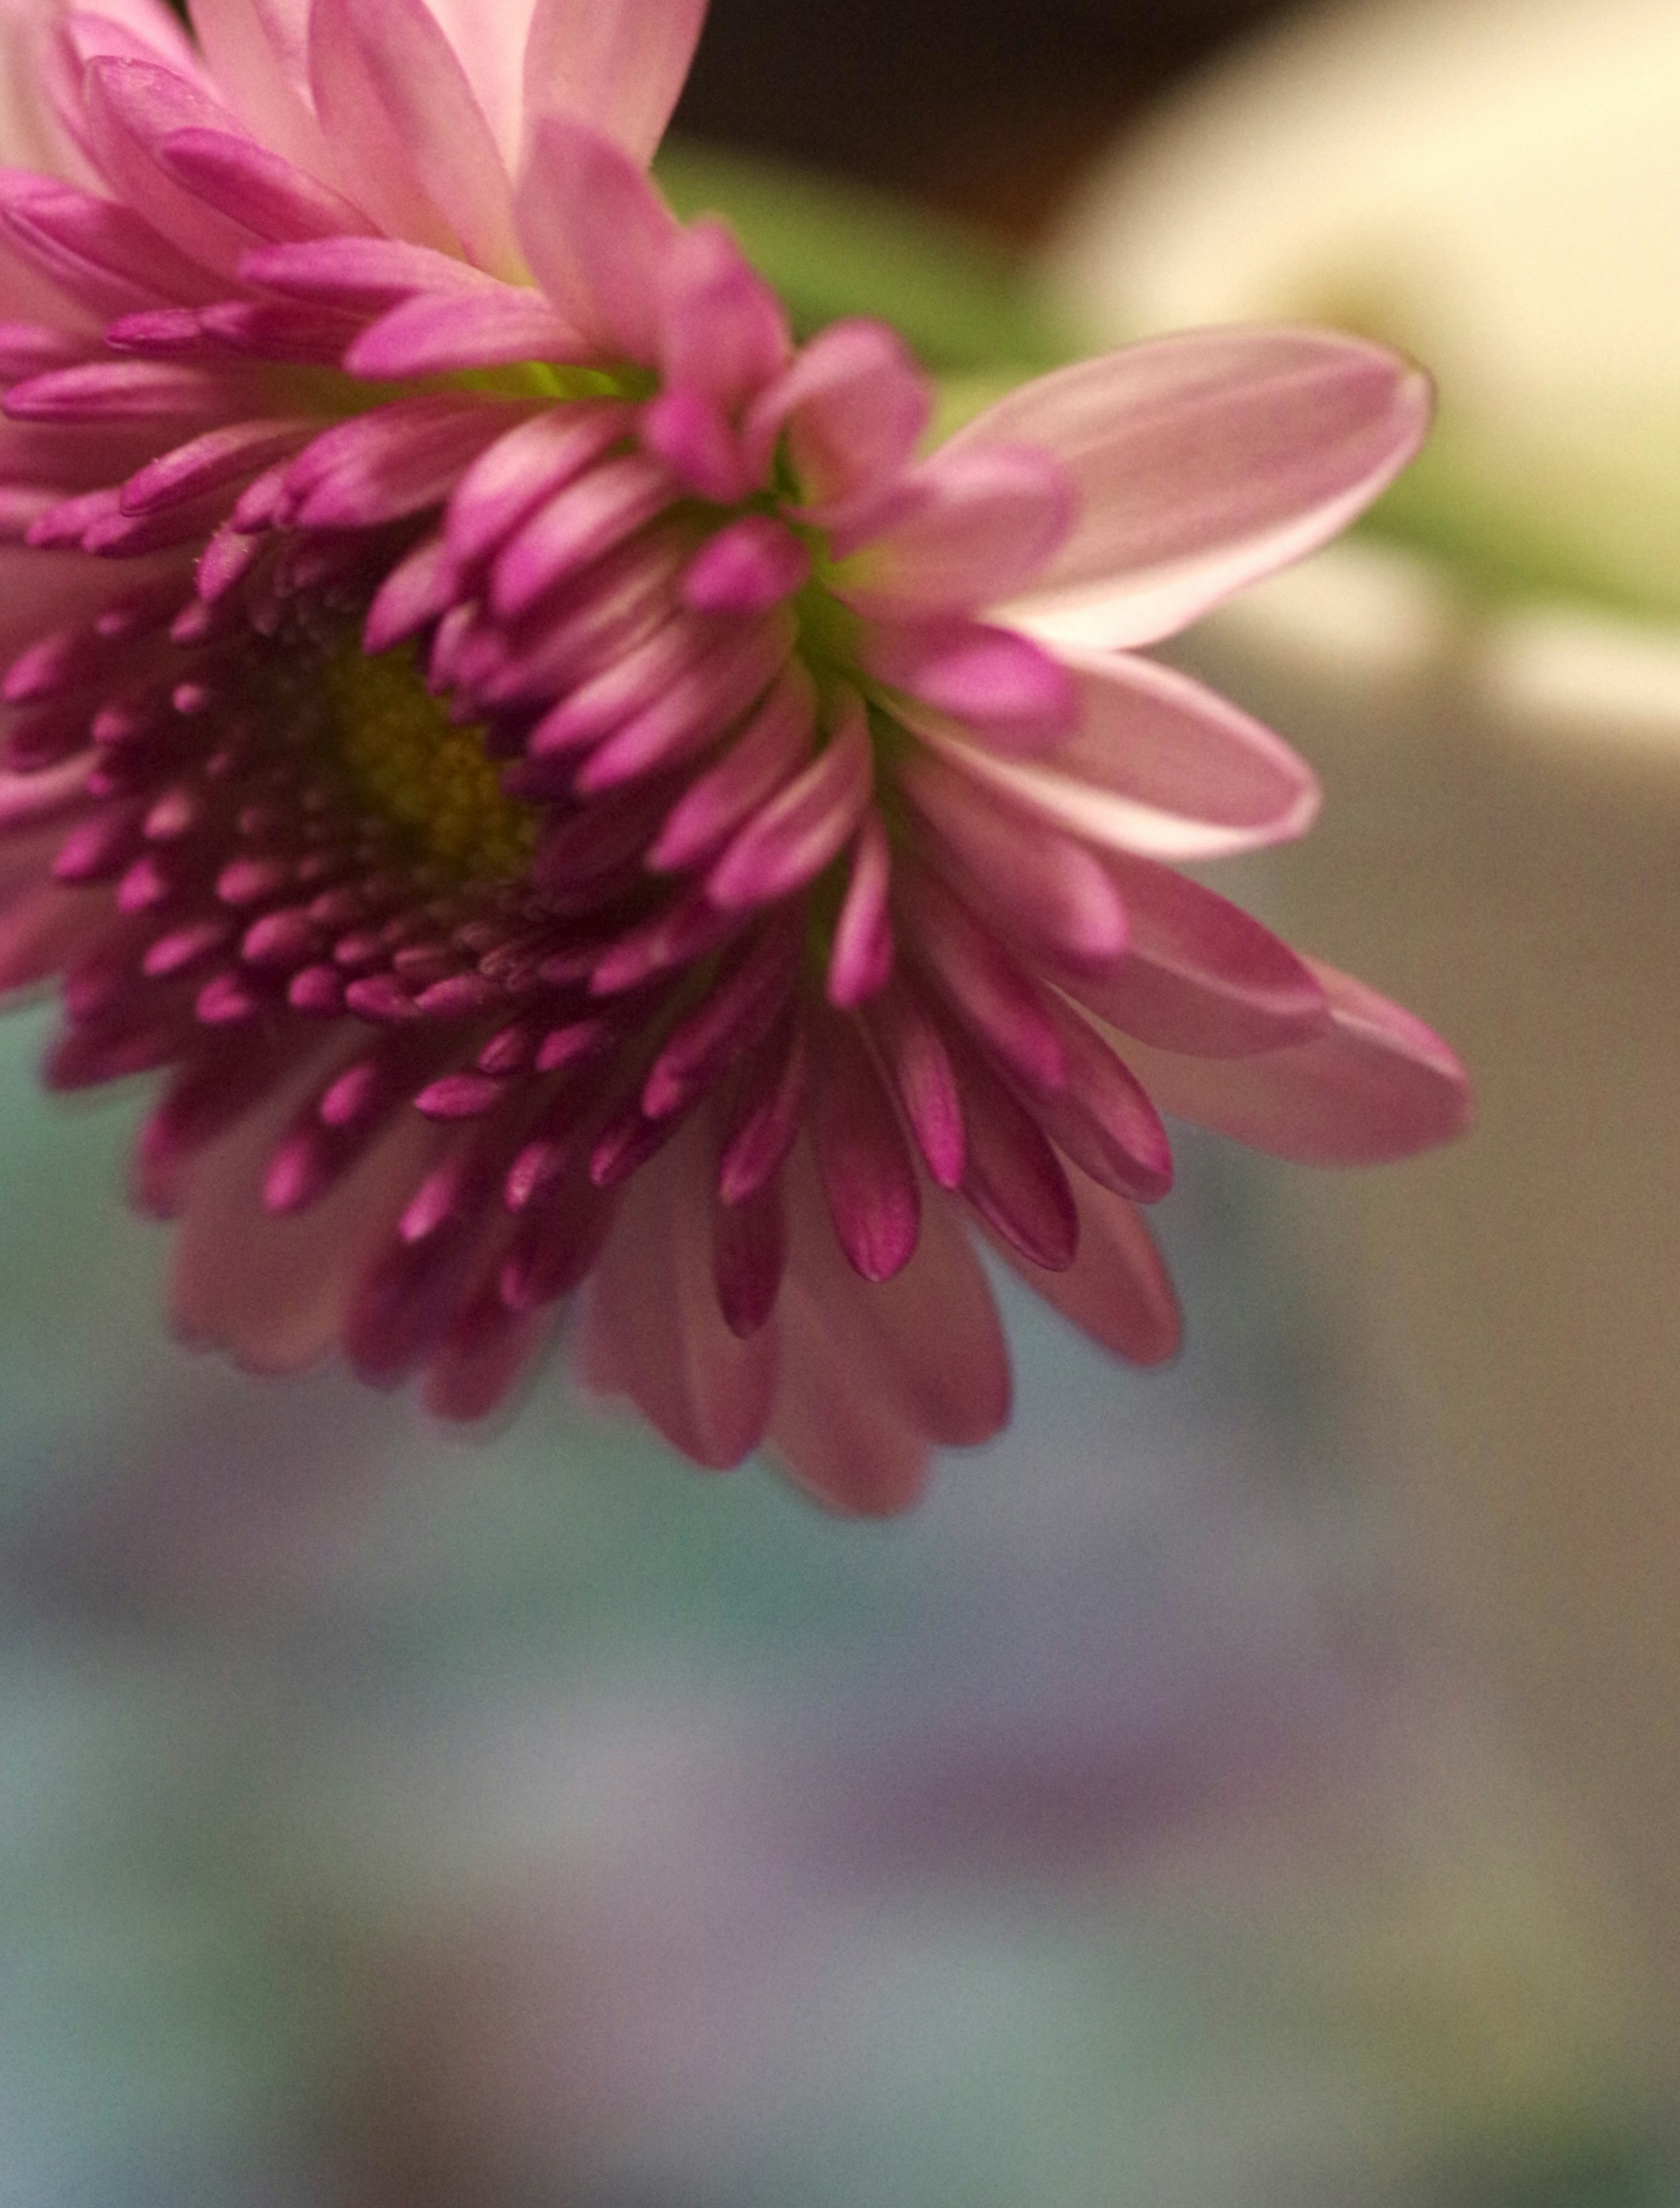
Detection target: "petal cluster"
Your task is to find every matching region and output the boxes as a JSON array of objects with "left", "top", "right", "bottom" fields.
[{"left": 0, "top": 0, "right": 1470, "bottom": 1511}]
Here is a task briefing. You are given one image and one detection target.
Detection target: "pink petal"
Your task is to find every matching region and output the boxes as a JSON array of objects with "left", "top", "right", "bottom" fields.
[
  {"left": 960, "top": 328, "right": 1432, "bottom": 649},
  {"left": 717, "top": 1011, "right": 807, "bottom": 1203},
  {"left": 862, "top": 978, "right": 964, "bottom": 1188},
  {"left": 681, "top": 512, "right": 809, "bottom": 617},
  {"left": 518, "top": 0, "right": 707, "bottom": 165},
  {"left": 187, "top": 0, "right": 332, "bottom": 182},
  {"left": 576, "top": 610, "right": 792, "bottom": 795},
  {"left": 80, "top": 58, "right": 257, "bottom": 276},
  {"left": 781, "top": 1145, "right": 1010, "bottom": 1453},
  {"left": 170, "top": 1068, "right": 438, "bottom": 1371},
  {"left": 658, "top": 219, "right": 791, "bottom": 417},
  {"left": 1, "top": 173, "right": 225, "bottom": 311},
  {"left": 806, "top": 1009, "right": 920, "bottom": 1284},
  {"left": 744, "top": 316, "right": 930, "bottom": 512},
  {"left": 826, "top": 810, "right": 893, "bottom": 1009},
  {"left": 641, "top": 919, "right": 800, "bottom": 1121},
  {"left": 706, "top": 692, "right": 873, "bottom": 911},
  {"left": 422, "top": 1286, "right": 553, "bottom": 1419},
  {"left": 864, "top": 617, "right": 1076, "bottom": 754},
  {"left": 239, "top": 233, "right": 495, "bottom": 311},
  {"left": 908, "top": 646, "right": 1319, "bottom": 862},
  {"left": 1053, "top": 849, "right": 1329, "bottom": 1058},
  {"left": 897, "top": 747, "right": 1127, "bottom": 971},
  {"left": 119, "top": 415, "right": 315, "bottom": 513},
  {"left": 944, "top": 1023, "right": 1078, "bottom": 1269},
  {"left": 490, "top": 448, "right": 677, "bottom": 620},
  {"left": 767, "top": 1282, "right": 931, "bottom": 1518},
  {"left": 156, "top": 124, "right": 373, "bottom": 240},
  {"left": 443, "top": 401, "right": 629, "bottom": 577},
  {"left": 346, "top": 283, "right": 577, "bottom": 376},
  {"left": 897, "top": 866, "right": 1066, "bottom": 1097},
  {"left": 1117, "top": 960, "right": 1472, "bottom": 1164},
  {"left": 515, "top": 114, "right": 679, "bottom": 361},
  {"left": 712, "top": 1173, "right": 786, "bottom": 1339},
  {"left": 283, "top": 395, "right": 534, "bottom": 529},
  {"left": 985, "top": 1171, "right": 1181, "bottom": 1365},
  {"left": 640, "top": 384, "right": 753, "bottom": 503},
  {"left": 579, "top": 1114, "right": 778, "bottom": 1469},
  {"left": 1025, "top": 997, "right": 1173, "bottom": 1204},
  {"left": 836, "top": 441, "right": 1074, "bottom": 614},
  {"left": 649, "top": 661, "right": 817, "bottom": 872},
  {"left": 308, "top": 0, "right": 520, "bottom": 273}
]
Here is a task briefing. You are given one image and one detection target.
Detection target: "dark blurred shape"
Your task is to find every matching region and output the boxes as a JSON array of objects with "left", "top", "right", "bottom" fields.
[{"left": 673, "top": 0, "right": 1298, "bottom": 237}]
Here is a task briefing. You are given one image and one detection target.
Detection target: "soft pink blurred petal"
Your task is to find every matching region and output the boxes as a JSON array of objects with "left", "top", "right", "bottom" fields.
[{"left": 962, "top": 328, "right": 1431, "bottom": 648}]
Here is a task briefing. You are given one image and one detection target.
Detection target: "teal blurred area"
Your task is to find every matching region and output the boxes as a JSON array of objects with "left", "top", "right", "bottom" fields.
[{"left": 0, "top": 999, "right": 1672, "bottom": 2207}]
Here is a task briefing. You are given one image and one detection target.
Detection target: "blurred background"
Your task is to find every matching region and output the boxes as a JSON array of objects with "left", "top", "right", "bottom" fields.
[{"left": 8, "top": 0, "right": 1680, "bottom": 2201}]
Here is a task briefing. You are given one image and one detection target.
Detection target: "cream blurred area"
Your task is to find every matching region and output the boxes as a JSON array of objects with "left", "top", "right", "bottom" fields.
[
  {"left": 8, "top": 1, "right": 1680, "bottom": 2202},
  {"left": 1047, "top": 0, "right": 1680, "bottom": 2078}
]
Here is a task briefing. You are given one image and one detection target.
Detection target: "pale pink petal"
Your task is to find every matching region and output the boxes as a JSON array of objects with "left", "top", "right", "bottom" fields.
[
  {"left": 156, "top": 125, "right": 375, "bottom": 240},
  {"left": 1052, "top": 848, "right": 1329, "bottom": 1058},
  {"left": 308, "top": 0, "right": 521, "bottom": 273},
  {"left": 707, "top": 691, "right": 872, "bottom": 911},
  {"left": 171, "top": 1062, "right": 439, "bottom": 1371},
  {"left": 346, "top": 283, "right": 577, "bottom": 376},
  {"left": 864, "top": 617, "right": 1076, "bottom": 754},
  {"left": 1117, "top": 960, "right": 1473, "bottom": 1163},
  {"left": 806, "top": 1009, "right": 920, "bottom": 1283},
  {"left": 898, "top": 748, "right": 1127, "bottom": 971},
  {"left": 681, "top": 513, "right": 809, "bottom": 617},
  {"left": 580, "top": 1114, "right": 778, "bottom": 1469},
  {"left": 514, "top": 114, "right": 678, "bottom": 361},
  {"left": 648, "top": 661, "right": 817, "bottom": 873},
  {"left": 783, "top": 1143, "right": 1010, "bottom": 1450},
  {"left": 658, "top": 219, "right": 791, "bottom": 417},
  {"left": 422, "top": 1288, "right": 553, "bottom": 1419},
  {"left": 985, "top": 1171, "right": 1181, "bottom": 1365},
  {"left": 959, "top": 328, "right": 1432, "bottom": 648},
  {"left": 188, "top": 0, "right": 337, "bottom": 184},
  {"left": 81, "top": 58, "right": 257, "bottom": 275},
  {"left": 835, "top": 442, "right": 1074, "bottom": 613},
  {"left": 238, "top": 232, "right": 500, "bottom": 308},
  {"left": 518, "top": 0, "right": 706, "bottom": 166},
  {"left": 410, "top": 0, "right": 537, "bottom": 172},
  {"left": 908, "top": 647, "right": 1319, "bottom": 862},
  {"left": 744, "top": 317, "right": 929, "bottom": 511},
  {"left": 767, "top": 1276, "right": 931, "bottom": 1518},
  {"left": 826, "top": 809, "right": 893, "bottom": 1008}
]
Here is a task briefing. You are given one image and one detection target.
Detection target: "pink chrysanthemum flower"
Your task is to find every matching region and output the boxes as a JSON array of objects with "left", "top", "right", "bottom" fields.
[{"left": 0, "top": 0, "right": 1469, "bottom": 1511}]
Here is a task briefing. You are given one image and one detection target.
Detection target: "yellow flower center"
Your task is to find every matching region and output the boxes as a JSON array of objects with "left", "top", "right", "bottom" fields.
[{"left": 324, "top": 645, "right": 538, "bottom": 879}]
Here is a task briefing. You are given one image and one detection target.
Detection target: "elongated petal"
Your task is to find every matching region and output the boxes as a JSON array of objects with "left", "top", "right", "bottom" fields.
[
  {"left": 782, "top": 1144, "right": 1009, "bottom": 1451},
  {"left": 659, "top": 219, "right": 791, "bottom": 417},
  {"left": 157, "top": 125, "right": 375, "bottom": 240},
  {"left": 1052, "top": 848, "right": 1328, "bottom": 1057},
  {"left": 239, "top": 231, "right": 499, "bottom": 308},
  {"left": 518, "top": 0, "right": 707, "bottom": 165},
  {"left": 864, "top": 617, "right": 1076, "bottom": 753},
  {"left": 515, "top": 113, "right": 678, "bottom": 360},
  {"left": 580, "top": 1114, "right": 778, "bottom": 1468},
  {"left": 827, "top": 809, "right": 893, "bottom": 1008},
  {"left": 346, "top": 283, "right": 577, "bottom": 376},
  {"left": 81, "top": 58, "right": 258, "bottom": 276},
  {"left": 837, "top": 442, "right": 1074, "bottom": 615},
  {"left": 767, "top": 1275, "right": 931, "bottom": 1517},
  {"left": 188, "top": 0, "right": 334, "bottom": 182},
  {"left": 899, "top": 747, "right": 1127, "bottom": 971},
  {"left": 986, "top": 1171, "right": 1181, "bottom": 1365},
  {"left": 962, "top": 328, "right": 1432, "bottom": 648},
  {"left": 171, "top": 1065, "right": 437, "bottom": 1371},
  {"left": 807, "top": 1008, "right": 920, "bottom": 1283},
  {"left": 309, "top": 0, "right": 521, "bottom": 274},
  {"left": 745, "top": 317, "right": 929, "bottom": 512},
  {"left": 707, "top": 694, "right": 872, "bottom": 910},
  {"left": 909, "top": 646, "right": 1319, "bottom": 862},
  {"left": 1118, "top": 960, "right": 1473, "bottom": 1163}
]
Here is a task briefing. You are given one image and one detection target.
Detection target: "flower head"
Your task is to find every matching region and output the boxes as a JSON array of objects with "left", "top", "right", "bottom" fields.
[{"left": 0, "top": 0, "right": 1469, "bottom": 1511}]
